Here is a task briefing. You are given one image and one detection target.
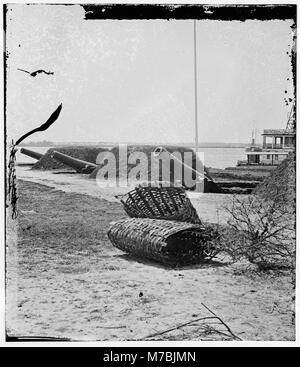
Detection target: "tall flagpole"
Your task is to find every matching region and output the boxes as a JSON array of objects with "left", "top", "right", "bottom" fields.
[{"left": 193, "top": 20, "right": 199, "bottom": 154}]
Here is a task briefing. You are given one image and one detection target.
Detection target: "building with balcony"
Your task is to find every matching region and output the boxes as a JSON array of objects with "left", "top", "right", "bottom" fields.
[
  {"left": 238, "top": 129, "right": 295, "bottom": 166},
  {"left": 262, "top": 129, "right": 295, "bottom": 150}
]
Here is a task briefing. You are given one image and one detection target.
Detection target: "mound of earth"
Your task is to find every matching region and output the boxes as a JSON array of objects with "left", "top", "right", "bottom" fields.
[
  {"left": 89, "top": 145, "right": 222, "bottom": 193},
  {"left": 89, "top": 145, "right": 203, "bottom": 180},
  {"left": 254, "top": 152, "right": 296, "bottom": 210},
  {"left": 32, "top": 146, "right": 109, "bottom": 170}
]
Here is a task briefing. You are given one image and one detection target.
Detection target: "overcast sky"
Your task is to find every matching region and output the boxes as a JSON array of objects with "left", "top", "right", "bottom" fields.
[{"left": 6, "top": 4, "right": 294, "bottom": 144}]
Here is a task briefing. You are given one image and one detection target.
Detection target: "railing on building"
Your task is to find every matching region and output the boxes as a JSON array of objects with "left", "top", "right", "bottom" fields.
[{"left": 262, "top": 143, "right": 294, "bottom": 149}]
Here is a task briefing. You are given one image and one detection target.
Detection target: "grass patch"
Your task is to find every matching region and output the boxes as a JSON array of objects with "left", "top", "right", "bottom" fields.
[{"left": 15, "top": 180, "right": 126, "bottom": 273}]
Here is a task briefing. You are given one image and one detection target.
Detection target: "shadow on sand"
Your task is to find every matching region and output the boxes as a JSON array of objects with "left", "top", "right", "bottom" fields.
[{"left": 113, "top": 253, "right": 229, "bottom": 270}]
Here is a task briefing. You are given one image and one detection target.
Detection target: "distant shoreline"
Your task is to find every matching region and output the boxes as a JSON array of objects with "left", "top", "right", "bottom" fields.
[{"left": 18, "top": 142, "right": 251, "bottom": 149}]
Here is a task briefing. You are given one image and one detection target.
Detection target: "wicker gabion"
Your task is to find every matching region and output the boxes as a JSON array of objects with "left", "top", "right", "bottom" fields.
[
  {"left": 120, "top": 186, "right": 201, "bottom": 224},
  {"left": 107, "top": 218, "right": 219, "bottom": 265}
]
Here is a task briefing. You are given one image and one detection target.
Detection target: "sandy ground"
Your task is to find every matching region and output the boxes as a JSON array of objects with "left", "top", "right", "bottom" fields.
[{"left": 6, "top": 178, "right": 295, "bottom": 341}]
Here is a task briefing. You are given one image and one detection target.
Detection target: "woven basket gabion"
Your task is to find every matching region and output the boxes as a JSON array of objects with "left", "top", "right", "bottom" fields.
[
  {"left": 120, "top": 186, "right": 201, "bottom": 224},
  {"left": 107, "top": 218, "right": 219, "bottom": 265}
]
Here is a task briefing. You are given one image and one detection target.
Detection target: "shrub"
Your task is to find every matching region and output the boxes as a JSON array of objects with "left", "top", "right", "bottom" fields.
[{"left": 222, "top": 194, "right": 295, "bottom": 271}]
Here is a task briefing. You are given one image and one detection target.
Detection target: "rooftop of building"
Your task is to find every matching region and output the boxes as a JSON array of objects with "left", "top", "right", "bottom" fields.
[{"left": 262, "top": 129, "right": 295, "bottom": 136}]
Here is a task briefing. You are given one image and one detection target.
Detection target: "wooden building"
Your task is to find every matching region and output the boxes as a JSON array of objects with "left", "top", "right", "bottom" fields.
[{"left": 241, "top": 129, "right": 295, "bottom": 166}]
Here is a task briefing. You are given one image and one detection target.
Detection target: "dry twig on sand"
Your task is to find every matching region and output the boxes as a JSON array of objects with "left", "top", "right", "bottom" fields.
[
  {"left": 140, "top": 303, "right": 242, "bottom": 341},
  {"left": 201, "top": 303, "right": 242, "bottom": 340}
]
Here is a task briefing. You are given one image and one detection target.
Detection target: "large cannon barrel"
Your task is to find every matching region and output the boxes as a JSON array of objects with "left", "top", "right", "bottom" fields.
[
  {"left": 50, "top": 150, "right": 97, "bottom": 174},
  {"left": 153, "top": 146, "right": 223, "bottom": 193},
  {"left": 20, "top": 148, "right": 43, "bottom": 160}
]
